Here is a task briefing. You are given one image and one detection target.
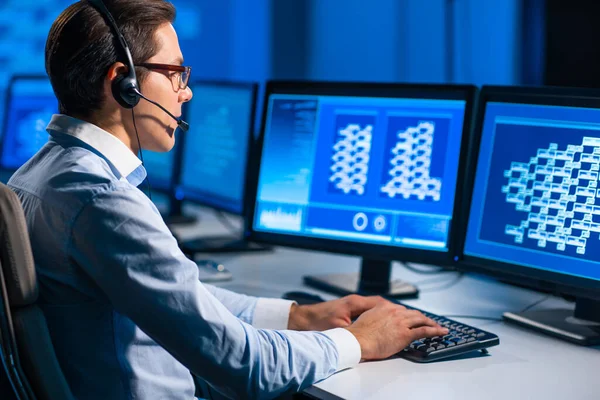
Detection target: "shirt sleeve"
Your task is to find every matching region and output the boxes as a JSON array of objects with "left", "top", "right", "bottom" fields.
[
  {"left": 201, "top": 284, "right": 295, "bottom": 329},
  {"left": 69, "top": 187, "right": 346, "bottom": 398},
  {"left": 202, "top": 287, "right": 358, "bottom": 366},
  {"left": 322, "top": 328, "right": 361, "bottom": 371},
  {"left": 201, "top": 284, "right": 258, "bottom": 325}
]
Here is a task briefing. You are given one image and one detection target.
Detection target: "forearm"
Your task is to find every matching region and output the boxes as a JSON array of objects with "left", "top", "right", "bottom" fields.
[
  {"left": 203, "top": 284, "right": 295, "bottom": 328},
  {"left": 202, "top": 284, "right": 258, "bottom": 324}
]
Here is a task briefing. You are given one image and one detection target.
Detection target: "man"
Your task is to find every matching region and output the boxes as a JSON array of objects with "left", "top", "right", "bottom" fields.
[{"left": 9, "top": 0, "right": 447, "bottom": 398}]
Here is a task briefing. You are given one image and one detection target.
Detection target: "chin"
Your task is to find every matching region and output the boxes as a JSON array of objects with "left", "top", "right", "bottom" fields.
[
  {"left": 160, "top": 139, "right": 176, "bottom": 152},
  {"left": 147, "top": 137, "right": 176, "bottom": 153}
]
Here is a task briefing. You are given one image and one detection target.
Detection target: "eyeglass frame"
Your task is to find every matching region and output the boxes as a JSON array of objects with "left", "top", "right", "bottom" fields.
[{"left": 134, "top": 63, "right": 191, "bottom": 90}]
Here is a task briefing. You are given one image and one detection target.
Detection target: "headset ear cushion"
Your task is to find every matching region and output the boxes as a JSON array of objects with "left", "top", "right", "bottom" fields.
[{"left": 111, "top": 74, "right": 140, "bottom": 109}]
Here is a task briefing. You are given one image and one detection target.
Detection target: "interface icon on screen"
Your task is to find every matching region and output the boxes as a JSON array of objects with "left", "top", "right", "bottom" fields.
[
  {"left": 381, "top": 121, "right": 442, "bottom": 201},
  {"left": 503, "top": 137, "right": 600, "bottom": 255}
]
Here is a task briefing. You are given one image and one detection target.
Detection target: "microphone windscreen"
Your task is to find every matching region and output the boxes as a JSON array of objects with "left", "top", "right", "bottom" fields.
[{"left": 178, "top": 119, "right": 189, "bottom": 133}]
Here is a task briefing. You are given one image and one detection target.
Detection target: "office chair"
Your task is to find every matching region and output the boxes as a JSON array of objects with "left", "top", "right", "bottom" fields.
[{"left": 0, "top": 182, "right": 74, "bottom": 400}]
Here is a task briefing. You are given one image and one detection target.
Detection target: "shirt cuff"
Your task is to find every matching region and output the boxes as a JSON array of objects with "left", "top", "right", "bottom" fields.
[
  {"left": 322, "top": 328, "right": 361, "bottom": 372},
  {"left": 252, "top": 298, "right": 296, "bottom": 330}
]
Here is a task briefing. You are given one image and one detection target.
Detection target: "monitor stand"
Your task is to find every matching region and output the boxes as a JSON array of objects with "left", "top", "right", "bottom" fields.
[
  {"left": 503, "top": 297, "right": 600, "bottom": 346},
  {"left": 180, "top": 235, "right": 272, "bottom": 254},
  {"left": 164, "top": 198, "right": 198, "bottom": 227},
  {"left": 303, "top": 258, "right": 419, "bottom": 299},
  {"left": 164, "top": 213, "right": 198, "bottom": 226}
]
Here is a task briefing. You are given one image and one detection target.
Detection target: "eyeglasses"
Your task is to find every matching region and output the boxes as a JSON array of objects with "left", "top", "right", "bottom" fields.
[{"left": 135, "top": 63, "right": 191, "bottom": 90}]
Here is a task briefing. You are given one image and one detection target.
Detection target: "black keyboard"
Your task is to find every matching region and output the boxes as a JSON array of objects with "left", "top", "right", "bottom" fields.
[{"left": 397, "top": 303, "right": 500, "bottom": 363}]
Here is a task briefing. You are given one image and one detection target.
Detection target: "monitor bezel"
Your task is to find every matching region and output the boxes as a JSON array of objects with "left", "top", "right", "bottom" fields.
[
  {"left": 0, "top": 74, "right": 57, "bottom": 173},
  {"left": 245, "top": 80, "right": 478, "bottom": 265},
  {"left": 457, "top": 85, "right": 600, "bottom": 301},
  {"left": 175, "top": 79, "right": 259, "bottom": 216}
]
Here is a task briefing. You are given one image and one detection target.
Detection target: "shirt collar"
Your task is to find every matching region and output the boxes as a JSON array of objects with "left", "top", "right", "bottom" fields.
[{"left": 46, "top": 114, "right": 143, "bottom": 181}]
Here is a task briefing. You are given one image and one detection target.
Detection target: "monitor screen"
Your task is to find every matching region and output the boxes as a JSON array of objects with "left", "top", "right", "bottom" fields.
[
  {"left": 464, "top": 100, "right": 600, "bottom": 283},
  {"left": 176, "top": 82, "right": 256, "bottom": 215},
  {"left": 142, "top": 149, "right": 176, "bottom": 192},
  {"left": 0, "top": 77, "right": 57, "bottom": 171},
  {"left": 251, "top": 90, "right": 468, "bottom": 252}
]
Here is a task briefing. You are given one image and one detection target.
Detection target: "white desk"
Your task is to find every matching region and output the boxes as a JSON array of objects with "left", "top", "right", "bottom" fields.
[{"left": 174, "top": 207, "right": 600, "bottom": 400}]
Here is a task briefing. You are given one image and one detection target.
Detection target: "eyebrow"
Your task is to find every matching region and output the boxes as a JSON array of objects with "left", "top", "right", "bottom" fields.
[{"left": 171, "top": 56, "right": 184, "bottom": 65}]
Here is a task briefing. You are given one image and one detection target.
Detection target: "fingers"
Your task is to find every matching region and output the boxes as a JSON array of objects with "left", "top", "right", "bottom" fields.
[
  {"left": 401, "top": 310, "right": 440, "bottom": 329},
  {"left": 345, "top": 294, "right": 392, "bottom": 317},
  {"left": 410, "top": 325, "right": 449, "bottom": 341}
]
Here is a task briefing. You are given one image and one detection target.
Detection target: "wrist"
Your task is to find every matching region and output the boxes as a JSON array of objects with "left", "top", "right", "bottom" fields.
[
  {"left": 345, "top": 327, "right": 367, "bottom": 361},
  {"left": 287, "top": 303, "right": 311, "bottom": 331}
]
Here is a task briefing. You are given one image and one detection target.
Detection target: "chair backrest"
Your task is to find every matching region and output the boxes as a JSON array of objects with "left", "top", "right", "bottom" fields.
[
  {"left": 0, "top": 335, "right": 20, "bottom": 400},
  {"left": 0, "top": 182, "right": 74, "bottom": 400}
]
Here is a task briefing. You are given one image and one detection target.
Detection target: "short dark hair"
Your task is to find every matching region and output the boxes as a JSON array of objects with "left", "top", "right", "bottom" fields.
[{"left": 45, "top": 0, "right": 176, "bottom": 117}]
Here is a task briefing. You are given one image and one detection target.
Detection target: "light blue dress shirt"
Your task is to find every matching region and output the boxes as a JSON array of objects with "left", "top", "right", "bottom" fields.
[{"left": 8, "top": 115, "right": 360, "bottom": 400}]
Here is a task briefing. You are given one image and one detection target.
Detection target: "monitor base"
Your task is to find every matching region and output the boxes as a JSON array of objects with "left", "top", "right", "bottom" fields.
[
  {"left": 304, "top": 273, "right": 419, "bottom": 298},
  {"left": 181, "top": 236, "right": 272, "bottom": 254},
  {"left": 303, "top": 258, "right": 419, "bottom": 299},
  {"left": 503, "top": 298, "right": 600, "bottom": 346},
  {"left": 165, "top": 214, "right": 199, "bottom": 227}
]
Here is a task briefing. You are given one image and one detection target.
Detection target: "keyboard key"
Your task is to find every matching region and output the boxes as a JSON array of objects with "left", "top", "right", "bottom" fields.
[{"left": 393, "top": 302, "right": 500, "bottom": 363}]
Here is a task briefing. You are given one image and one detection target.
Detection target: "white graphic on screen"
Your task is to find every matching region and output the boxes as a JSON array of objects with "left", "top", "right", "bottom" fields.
[
  {"left": 329, "top": 124, "right": 373, "bottom": 195},
  {"left": 381, "top": 121, "right": 441, "bottom": 201},
  {"left": 259, "top": 207, "right": 302, "bottom": 231},
  {"left": 503, "top": 137, "right": 600, "bottom": 255}
]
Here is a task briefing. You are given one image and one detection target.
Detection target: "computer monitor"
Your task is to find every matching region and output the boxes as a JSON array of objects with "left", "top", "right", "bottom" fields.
[
  {"left": 174, "top": 80, "right": 268, "bottom": 253},
  {"left": 143, "top": 149, "right": 176, "bottom": 193},
  {"left": 462, "top": 85, "right": 600, "bottom": 345},
  {"left": 141, "top": 144, "right": 198, "bottom": 226},
  {"left": 246, "top": 81, "right": 477, "bottom": 297},
  {"left": 0, "top": 75, "right": 57, "bottom": 180}
]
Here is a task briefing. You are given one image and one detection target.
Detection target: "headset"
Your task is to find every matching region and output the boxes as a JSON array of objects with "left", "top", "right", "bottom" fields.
[{"left": 86, "top": 0, "right": 189, "bottom": 133}]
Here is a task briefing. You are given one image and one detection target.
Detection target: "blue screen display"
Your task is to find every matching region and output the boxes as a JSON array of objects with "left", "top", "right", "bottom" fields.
[
  {"left": 253, "top": 94, "right": 467, "bottom": 251},
  {"left": 0, "top": 78, "right": 57, "bottom": 171},
  {"left": 143, "top": 149, "right": 175, "bottom": 192},
  {"left": 176, "top": 83, "right": 254, "bottom": 214},
  {"left": 465, "top": 102, "right": 600, "bottom": 282}
]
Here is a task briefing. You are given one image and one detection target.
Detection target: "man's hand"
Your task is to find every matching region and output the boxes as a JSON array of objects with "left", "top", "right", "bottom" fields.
[
  {"left": 287, "top": 294, "right": 389, "bottom": 331},
  {"left": 345, "top": 302, "right": 448, "bottom": 361}
]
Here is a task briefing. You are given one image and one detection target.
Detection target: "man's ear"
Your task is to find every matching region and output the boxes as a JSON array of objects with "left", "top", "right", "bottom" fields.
[
  {"left": 106, "top": 62, "right": 129, "bottom": 81},
  {"left": 105, "top": 61, "right": 139, "bottom": 109},
  {"left": 103, "top": 62, "right": 128, "bottom": 103}
]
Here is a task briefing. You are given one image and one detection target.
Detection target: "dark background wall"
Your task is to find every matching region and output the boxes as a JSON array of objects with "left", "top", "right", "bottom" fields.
[{"left": 5, "top": 0, "right": 599, "bottom": 129}]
